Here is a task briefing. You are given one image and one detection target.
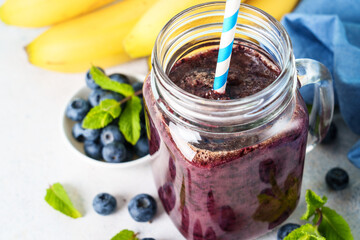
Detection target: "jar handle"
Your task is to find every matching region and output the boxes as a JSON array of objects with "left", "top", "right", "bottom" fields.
[{"left": 296, "top": 58, "right": 335, "bottom": 152}]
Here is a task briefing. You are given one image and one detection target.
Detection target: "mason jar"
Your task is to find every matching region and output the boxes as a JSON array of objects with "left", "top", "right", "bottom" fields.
[{"left": 143, "top": 2, "right": 334, "bottom": 239}]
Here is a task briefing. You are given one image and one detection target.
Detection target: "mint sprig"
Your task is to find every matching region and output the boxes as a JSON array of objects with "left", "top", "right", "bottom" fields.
[
  {"left": 119, "top": 96, "right": 142, "bottom": 145},
  {"left": 111, "top": 229, "right": 139, "bottom": 240},
  {"left": 284, "top": 189, "right": 353, "bottom": 240},
  {"left": 44, "top": 183, "right": 82, "bottom": 219},
  {"left": 90, "top": 67, "right": 134, "bottom": 97},
  {"left": 83, "top": 66, "right": 143, "bottom": 145}
]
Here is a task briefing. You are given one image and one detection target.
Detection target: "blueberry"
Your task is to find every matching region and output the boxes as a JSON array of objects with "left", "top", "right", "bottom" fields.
[
  {"left": 124, "top": 142, "right": 135, "bottom": 161},
  {"left": 84, "top": 140, "right": 103, "bottom": 160},
  {"left": 109, "top": 73, "right": 130, "bottom": 84},
  {"left": 109, "top": 117, "right": 120, "bottom": 126},
  {"left": 102, "top": 142, "right": 128, "bottom": 163},
  {"left": 99, "top": 91, "right": 124, "bottom": 103},
  {"left": 140, "top": 122, "right": 147, "bottom": 137},
  {"left": 277, "top": 223, "right": 301, "bottom": 240},
  {"left": 321, "top": 122, "right": 337, "bottom": 144},
  {"left": 134, "top": 137, "right": 149, "bottom": 157},
  {"left": 132, "top": 82, "right": 143, "bottom": 93},
  {"left": 100, "top": 125, "right": 125, "bottom": 145},
  {"left": 92, "top": 193, "right": 117, "bottom": 215},
  {"left": 326, "top": 167, "right": 349, "bottom": 190},
  {"left": 72, "top": 122, "right": 100, "bottom": 142},
  {"left": 128, "top": 194, "right": 157, "bottom": 222},
  {"left": 86, "top": 67, "right": 105, "bottom": 89},
  {"left": 66, "top": 98, "right": 90, "bottom": 121},
  {"left": 72, "top": 122, "right": 84, "bottom": 141},
  {"left": 142, "top": 238, "right": 155, "bottom": 240},
  {"left": 89, "top": 89, "right": 108, "bottom": 106}
]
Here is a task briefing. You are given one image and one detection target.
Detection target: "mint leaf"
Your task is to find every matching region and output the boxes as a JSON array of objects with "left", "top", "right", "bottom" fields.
[
  {"left": 82, "top": 100, "right": 121, "bottom": 129},
  {"left": 90, "top": 66, "right": 134, "bottom": 97},
  {"left": 111, "top": 229, "right": 139, "bottom": 240},
  {"left": 301, "top": 189, "right": 327, "bottom": 221},
  {"left": 44, "top": 183, "right": 82, "bottom": 219},
  {"left": 99, "top": 99, "right": 122, "bottom": 118},
  {"left": 119, "top": 96, "right": 142, "bottom": 145},
  {"left": 284, "top": 224, "right": 325, "bottom": 240},
  {"left": 317, "top": 206, "right": 354, "bottom": 240},
  {"left": 82, "top": 106, "right": 113, "bottom": 129}
]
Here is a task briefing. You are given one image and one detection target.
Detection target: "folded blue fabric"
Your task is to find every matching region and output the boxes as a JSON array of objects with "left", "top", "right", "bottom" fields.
[
  {"left": 348, "top": 140, "right": 360, "bottom": 168},
  {"left": 281, "top": 0, "right": 360, "bottom": 167}
]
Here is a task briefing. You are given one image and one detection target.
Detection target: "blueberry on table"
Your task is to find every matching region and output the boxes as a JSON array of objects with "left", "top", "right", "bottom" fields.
[
  {"left": 321, "top": 122, "right": 337, "bottom": 144},
  {"left": 92, "top": 193, "right": 117, "bottom": 215},
  {"left": 109, "top": 73, "right": 130, "bottom": 84},
  {"left": 66, "top": 98, "right": 90, "bottom": 121},
  {"left": 277, "top": 223, "right": 301, "bottom": 240},
  {"left": 326, "top": 167, "right": 349, "bottom": 190},
  {"left": 134, "top": 136, "right": 149, "bottom": 157},
  {"left": 100, "top": 125, "right": 125, "bottom": 145},
  {"left": 86, "top": 67, "right": 105, "bottom": 89},
  {"left": 89, "top": 89, "right": 107, "bottom": 107},
  {"left": 72, "top": 123, "right": 100, "bottom": 142},
  {"left": 99, "top": 91, "right": 124, "bottom": 103},
  {"left": 102, "top": 142, "right": 128, "bottom": 163},
  {"left": 128, "top": 194, "right": 157, "bottom": 222},
  {"left": 84, "top": 140, "right": 103, "bottom": 160}
]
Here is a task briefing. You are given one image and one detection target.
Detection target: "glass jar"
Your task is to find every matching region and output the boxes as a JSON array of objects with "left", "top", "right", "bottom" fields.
[{"left": 143, "top": 2, "right": 334, "bottom": 240}]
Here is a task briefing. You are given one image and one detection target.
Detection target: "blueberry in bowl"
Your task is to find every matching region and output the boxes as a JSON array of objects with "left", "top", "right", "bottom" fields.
[{"left": 63, "top": 67, "right": 151, "bottom": 168}]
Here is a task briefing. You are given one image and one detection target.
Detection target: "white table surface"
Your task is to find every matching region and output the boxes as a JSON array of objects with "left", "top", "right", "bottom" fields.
[{"left": 1, "top": 10, "right": 359, "bottom": 240}]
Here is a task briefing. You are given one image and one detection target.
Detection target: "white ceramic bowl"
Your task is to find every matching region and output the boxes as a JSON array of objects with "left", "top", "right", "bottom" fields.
[{"left": 62, "top": 73, "right": 152, "bottom": 169}]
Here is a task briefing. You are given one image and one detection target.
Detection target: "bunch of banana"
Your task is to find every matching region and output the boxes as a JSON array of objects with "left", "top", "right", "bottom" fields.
[{"left": 0, "top": 0, "right": 299, "bottom": 72}]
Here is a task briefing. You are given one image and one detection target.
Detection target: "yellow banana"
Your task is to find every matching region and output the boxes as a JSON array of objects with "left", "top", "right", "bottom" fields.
[
  {"left": 123, "top": 0, "right": 226, "bottom": 59},
  {"left": 124, "top": 0, "right": 297, "bottom": 59},
  {"left": 246, "top": 0, "right": 300, "bottom": 21},
  {"left": 26, "top": 0, "right": 157, "bottom": 73},
  {"left": 0, "top": 0, "right": 116, "bottom": 27}
]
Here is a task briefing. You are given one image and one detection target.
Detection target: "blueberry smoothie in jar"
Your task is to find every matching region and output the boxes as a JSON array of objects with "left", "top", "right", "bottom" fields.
[
  {"left": 143, "top": 41, "right": 308, "bottom": 240},
  {"left": 143, "top": 2, "right": 334, "bottom": 240}
]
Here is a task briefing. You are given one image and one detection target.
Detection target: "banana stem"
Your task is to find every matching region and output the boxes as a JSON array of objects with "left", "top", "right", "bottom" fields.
[{"left": 119, "top": 89, "right": 143, "bottom": 105}]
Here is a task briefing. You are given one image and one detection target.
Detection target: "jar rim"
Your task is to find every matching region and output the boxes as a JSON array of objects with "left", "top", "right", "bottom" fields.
[
  {"left": 152, "top": 1, "right": 293, "bottom": 106},
  {"left": 151, "top": 1, "right": 297, "bottom": 130}
]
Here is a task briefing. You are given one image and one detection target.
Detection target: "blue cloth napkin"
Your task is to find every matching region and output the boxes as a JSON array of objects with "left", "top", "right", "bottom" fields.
[{"left": 281, "top": 0, "right": 360, "bottom": 167}]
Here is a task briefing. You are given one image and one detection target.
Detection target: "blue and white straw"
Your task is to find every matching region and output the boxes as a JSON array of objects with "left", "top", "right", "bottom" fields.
[{"left": 213, "top": 0, "right": 241, "bottom": 94}]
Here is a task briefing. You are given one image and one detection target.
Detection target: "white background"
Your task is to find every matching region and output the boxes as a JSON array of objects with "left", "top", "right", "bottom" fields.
[{"left": 0, "top": 2, "right": 359, "bottom": 239}]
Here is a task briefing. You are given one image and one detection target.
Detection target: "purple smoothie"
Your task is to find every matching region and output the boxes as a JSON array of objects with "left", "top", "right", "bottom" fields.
[{"left": 143, "top": 44, "right": 308, "bottom": 240}]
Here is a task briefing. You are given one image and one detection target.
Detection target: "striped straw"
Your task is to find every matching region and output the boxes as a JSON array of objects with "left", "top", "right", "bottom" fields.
[{"left": 213, "top": 0, "right": 241, "bottom": 94}]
